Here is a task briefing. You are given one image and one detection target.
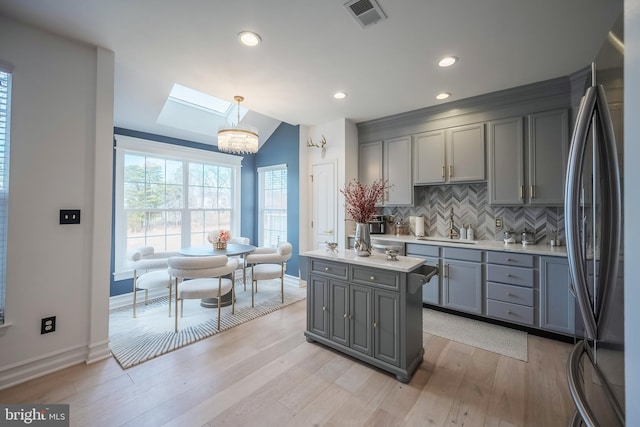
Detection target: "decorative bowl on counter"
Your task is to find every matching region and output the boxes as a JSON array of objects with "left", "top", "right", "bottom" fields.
[{"left": 325, "top": 242, "right": 338, "bottom": 253}]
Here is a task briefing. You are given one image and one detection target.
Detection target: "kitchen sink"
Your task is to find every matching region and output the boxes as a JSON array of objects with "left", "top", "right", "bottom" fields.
[{"left": 416, "top": 236, "right": 478, "bottom": 245}]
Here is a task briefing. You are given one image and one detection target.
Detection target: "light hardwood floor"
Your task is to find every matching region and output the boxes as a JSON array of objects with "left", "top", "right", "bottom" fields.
[{"left": 0, "top": 300, "right": 575, "bottom": 426}]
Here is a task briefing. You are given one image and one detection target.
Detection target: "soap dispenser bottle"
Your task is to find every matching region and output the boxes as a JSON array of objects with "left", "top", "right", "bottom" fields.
[
  {"left": 459, "top": 224, "right": 467, "bottom": 240},
  {"left": 467, "top": 224, "right": 474, "bottom": 240}
]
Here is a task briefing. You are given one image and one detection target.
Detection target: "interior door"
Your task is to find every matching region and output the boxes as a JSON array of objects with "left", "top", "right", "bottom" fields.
[{"left": 312, "top": 161, "right": 337, "bottom": 249}]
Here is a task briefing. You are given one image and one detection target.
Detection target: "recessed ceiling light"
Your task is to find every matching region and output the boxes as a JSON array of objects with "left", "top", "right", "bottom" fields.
[
  {"left": 436, "top": 92, "right": 451, "bottom": 100},
  {"left": 238, "top": 31, "right": 262, "bottom": 47},
  {"left": 333, "top": 91, "right": 347, "bottom": 99},
  {"left": 438, "top": 56, "right": 458, "bottom": 67}
]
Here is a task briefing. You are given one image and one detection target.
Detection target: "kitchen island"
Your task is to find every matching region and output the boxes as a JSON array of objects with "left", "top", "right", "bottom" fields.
[{"left": 302, "top": 248, "right": 436, "bottom": 383}]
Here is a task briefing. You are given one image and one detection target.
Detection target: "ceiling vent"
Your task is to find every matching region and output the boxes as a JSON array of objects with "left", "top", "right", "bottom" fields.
[{"left": 345, "top": 0, "right": 387, "bottom": 28}]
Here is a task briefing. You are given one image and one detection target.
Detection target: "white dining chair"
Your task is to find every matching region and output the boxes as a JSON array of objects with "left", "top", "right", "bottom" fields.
[
  {"left": 244, "top": 242, "right": 292, "bottom": 307},
  {"left": 128, "top": 246, "right": 180, "bottom": 318}
]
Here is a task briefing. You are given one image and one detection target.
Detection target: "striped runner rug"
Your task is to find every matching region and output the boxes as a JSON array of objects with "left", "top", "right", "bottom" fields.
[{"left": 109, "top": 279, "right": 306, "bottom": 369}]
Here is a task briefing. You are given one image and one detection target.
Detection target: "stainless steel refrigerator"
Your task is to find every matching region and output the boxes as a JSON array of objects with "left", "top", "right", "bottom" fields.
[{"left": 565, "top": 15, "right": 625, "bottom": 427}]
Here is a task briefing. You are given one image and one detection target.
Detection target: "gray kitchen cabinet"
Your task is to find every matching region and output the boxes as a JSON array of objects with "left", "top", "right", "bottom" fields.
[
  {"left": 485, "top": 251, "right": 535, "bottom": 326},
  {"left": 414, "top": 124, "right": 485, "bottom": 185},
  {"left": 442, "top": 247, "right": 484, "bottom": 315},
  {"left": 539, "top": 256, "right": 574, "bottom": 335},
  {"left": 308, "top": 274, "right": 329, "bottom": 338},
  {"left": 406, "top": 243, "right": 441, "bottom": 306},
  {"left": 304, "top": 254, "right": 425, "bottom": 382},
  {"left": 383, "top": 136, "right": 413, "bottom": 205},
  {"left": 358, "top": 141, "right": 383, "bottom": 188},
  {"left": 413, "top": 130, "right": 446, "bottom": 184},
  {"left": 488, "top": 109, "right": 568, "bottom": 205},
  {"left": 488, "top": 116, "right": 525, "bottom": 204},
  {"left": 527, "top": 109, "right": 569, "bottom": 205}
]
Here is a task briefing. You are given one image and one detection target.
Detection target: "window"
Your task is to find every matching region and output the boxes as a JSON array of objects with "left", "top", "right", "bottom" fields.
[
  {"left": 114, "top": 135, "right": 242, "bottom": 278},
  {"left": 0, "top": 64, "right": 11, "bottom": 324},
  {"left": 258, "top": 164, "right": 287, "bottom": 247}
]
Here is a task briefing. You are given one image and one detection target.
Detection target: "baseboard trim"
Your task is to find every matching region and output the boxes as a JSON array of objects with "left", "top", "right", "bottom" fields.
[
  {"left": 0, "top": 344, "right": 88, "bottom": 391},
  {"left": 86, "top": 339, "right": 112, "bottom": 364}
]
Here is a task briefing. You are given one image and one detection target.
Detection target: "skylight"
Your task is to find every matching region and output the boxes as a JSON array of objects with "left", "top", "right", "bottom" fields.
[{"left": 169, "top": 83, "right": 233, "bottom": 116}]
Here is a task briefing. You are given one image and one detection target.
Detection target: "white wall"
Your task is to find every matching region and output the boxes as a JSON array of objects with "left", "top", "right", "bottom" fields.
[
  {"left": 299, "top": 119, "right": 358, "bottom": 253},
  {"left": 0, "top": 16, "right": 114, "bottom": 388},
  {"left": 624, "top": 0, "right": 640, "bottom": 424}
]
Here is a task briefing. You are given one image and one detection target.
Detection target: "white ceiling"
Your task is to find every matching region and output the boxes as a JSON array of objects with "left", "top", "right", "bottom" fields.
[{"left": 0, "top": 0, "right": 623, "bottom": 147}]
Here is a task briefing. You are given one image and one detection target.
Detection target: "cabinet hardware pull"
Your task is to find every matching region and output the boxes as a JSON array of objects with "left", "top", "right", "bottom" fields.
[
  {"left": 530, "top": 185, "right": 535, "bottom": 199},
  {"left": 444, "top": 264, "right": 449, "bottom": 278},
  {"left": 449, "top": 165, "right": 453, "bottom": 177},
  {"left": 506, "top": 292, "right": 512, "bottom": 296},
  {"left": 520, "top": 185, "right": 524, "bottom": 199},
  {"left": 442, "top": 165, "right": 445, "bottom": 178},
  {"left": 507, "top": 274, "right": 513, "bottom": 278},
  {"left": 343, "top": 313, "right": 347, "bottom": 318},
  {"left": 324, "top": 267, "right": 329, "bottom": 271},
  {"left": 349, "top": 314, "right": 353, "bottom": 319},
  {"left": 507, "top": 310, "right": 513, "bottom": 314},
  {"left": 370, "top": 276, "right": 375, "bottom": 280},
  {"left": 322, "top": 306, "right": 326, "bottom": 311},
  {"left": 373, "top": 322, "right": 377, "bottom": 328},
  {"left": 507, "top": 258, "right": 513, "bottom": 261}
]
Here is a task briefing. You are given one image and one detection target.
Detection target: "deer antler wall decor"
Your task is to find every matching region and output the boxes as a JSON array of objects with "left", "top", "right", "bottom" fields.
[{"left": 307, "top": 135, "right": 327, "bottom": 158}]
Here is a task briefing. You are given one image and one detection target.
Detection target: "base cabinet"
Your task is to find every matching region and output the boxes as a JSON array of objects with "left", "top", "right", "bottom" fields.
[
  {"left": 305, "top": 257, "right": 423, "bottom": 382},
  {"left": 539, "top": 256, "right": 574, "bottom": 335},
  {"left": 442, "top": 248, "right": 484, "bottom": 315}
]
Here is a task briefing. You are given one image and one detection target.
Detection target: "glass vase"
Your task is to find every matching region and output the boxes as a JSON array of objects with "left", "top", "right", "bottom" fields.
[{"left": 354, "top": 223, "right": 371, "bottom": 256}]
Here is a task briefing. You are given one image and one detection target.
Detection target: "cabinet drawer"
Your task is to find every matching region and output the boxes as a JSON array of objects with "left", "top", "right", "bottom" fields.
[
  {"left": 487, "top": 282, "right": 534, "bottom": 307},
  {"left": 487, "top": 251, "right": 534, "bottom": 268},
  {"left": 486, "top": 299, "right": 534, "bottom": 326},
  {"left": 350, "top": 266, "right": 399, "bottom": 291},
  {"left": 487, "top": 264, "right": 534, "bottom": 288},
  {"left": 406, "top": 243, "right": 439, "bottom": 257},
  {"left": 310, "top": 259, "right": 348, "bottom": 280},
  {"left": 443, "top": 247, "right": 483, "bottom": 262}
]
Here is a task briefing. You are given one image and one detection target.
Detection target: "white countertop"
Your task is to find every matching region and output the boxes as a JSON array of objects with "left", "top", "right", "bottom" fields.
[
  {"left": 354, "top": 234, "right": 567, "bottom": 257},
  {"left": 302, "top": 248, "right": 426, "bottom": 273}
]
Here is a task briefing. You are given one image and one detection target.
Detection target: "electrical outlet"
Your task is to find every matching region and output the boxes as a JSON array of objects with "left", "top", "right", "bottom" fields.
[
  {"left": 495, "top": 217, "right": 503, "bottom": 229},
  {"left": 41, "top": 316, "right": 56, "bottom": 334},
  {"left": 60, "top": 209, "right": 81, "bottom": 224}
]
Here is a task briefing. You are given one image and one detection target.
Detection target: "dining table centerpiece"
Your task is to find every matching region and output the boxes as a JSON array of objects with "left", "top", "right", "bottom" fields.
[
  {"left": 208, "top": 229, "right": 231, "bottom": 250},
  {"left": 340, "top": 179, "right": 387, "bottom": 256}
]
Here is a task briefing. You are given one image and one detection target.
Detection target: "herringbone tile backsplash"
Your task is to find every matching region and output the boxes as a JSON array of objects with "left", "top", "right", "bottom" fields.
[{"left": 382, "top": 183, "right": 564, "bottom": 244}]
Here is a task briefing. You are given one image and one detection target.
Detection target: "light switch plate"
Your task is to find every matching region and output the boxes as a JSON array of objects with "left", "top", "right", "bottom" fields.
[{"left": 495, "top": 217, "right": 503, "bottom": 228}]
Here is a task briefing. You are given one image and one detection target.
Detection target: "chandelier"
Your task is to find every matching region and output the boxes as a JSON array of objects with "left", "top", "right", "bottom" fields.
[{"left": 217, "top": 95, "right": 259, "bottom": 154}]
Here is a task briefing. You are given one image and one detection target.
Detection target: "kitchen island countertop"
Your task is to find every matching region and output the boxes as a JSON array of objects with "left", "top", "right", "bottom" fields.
[{"left": 302, "top": 248, "right": 425, "bottom": 272}]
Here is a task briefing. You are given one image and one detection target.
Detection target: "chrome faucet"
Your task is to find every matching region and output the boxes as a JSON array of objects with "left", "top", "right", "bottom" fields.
[{"left": 449, "top": 207, "right": 459, "bottom": 239}]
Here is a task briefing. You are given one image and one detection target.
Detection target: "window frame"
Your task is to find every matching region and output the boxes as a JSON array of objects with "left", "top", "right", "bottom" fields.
[
  {"left": 0, "top": 61, "right": 12, "bottom": 325},
  {"left": 113, "top": 134, "right": 243, "bottom": 279},
  {"left": 257, "top": 163, "right": 287, "bottom": 248}
]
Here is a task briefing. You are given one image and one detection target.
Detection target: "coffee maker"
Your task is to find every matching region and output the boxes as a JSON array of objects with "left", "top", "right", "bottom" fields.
[{"left": 368, "top": 215, "right": 386, "bottom": 234}]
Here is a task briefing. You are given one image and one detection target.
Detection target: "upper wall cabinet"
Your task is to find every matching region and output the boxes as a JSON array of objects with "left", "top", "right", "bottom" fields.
[
  {"left": 359, "top": 141, "right": 383, "bottom": 187},
  {"left": 383, "top": 136, "right": 413, "bottom": 205},
  {"left": 414, "top": 123, "right": 485, "bottom": 185},
  {"left": 488, "top": 109, "right": 568, "bottom": 205},
  {"left": 358, "top": 138, "right": 412, "bottom": 206}
]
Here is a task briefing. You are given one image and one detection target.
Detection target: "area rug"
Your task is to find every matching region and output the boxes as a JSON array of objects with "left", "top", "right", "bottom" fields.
[
  {"left": 423, "top": 308, "right": 528, "bottom": 362},
  {"left": 109, "top": 279, "right": 306, "bottom": 369}
]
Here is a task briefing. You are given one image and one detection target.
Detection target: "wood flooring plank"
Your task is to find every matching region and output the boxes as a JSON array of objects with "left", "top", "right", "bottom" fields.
[{"left": 0, "top": 302, "right": 577, "bottom": 427}]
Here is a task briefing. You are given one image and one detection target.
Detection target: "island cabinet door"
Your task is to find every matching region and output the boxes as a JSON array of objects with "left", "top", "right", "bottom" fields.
[
  {"left": 442, "top": 260, "right": 483, "bottom": 315},
  {"left": 349, "top": 284, "right": 373, "bottom": 356},
  {"left": 308, "top": 275, "right": 329, "bottom": 338},
  {"left": 373, "top": 289, "right": 400, "bottom": 367},
  {"left": 329, "top": 280, "right": 349, "bottom": 346}
]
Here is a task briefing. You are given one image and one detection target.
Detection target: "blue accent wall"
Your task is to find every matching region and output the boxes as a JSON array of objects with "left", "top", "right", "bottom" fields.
[
  {"left": 255, "top": 123, "right": 300, "bottom": 277},
  {"left": 110, "top": 127, "right": 258, "bottom": 296}
]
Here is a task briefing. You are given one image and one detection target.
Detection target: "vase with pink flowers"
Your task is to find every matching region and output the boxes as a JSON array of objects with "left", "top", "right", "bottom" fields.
[
  {"left": 340, "top": 179, "right": 387, "bottom": 256},
  {"left": 208, "top": 229, "right": 231, "bottom": 250}
]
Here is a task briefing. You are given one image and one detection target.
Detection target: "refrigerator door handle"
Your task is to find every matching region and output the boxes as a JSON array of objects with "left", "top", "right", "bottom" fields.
[
  {"left": 565, "top": 87, "right": 598, "bottom": 341},
  {"left": 567, "top": 341, "right": 600, "bottom": 427}
]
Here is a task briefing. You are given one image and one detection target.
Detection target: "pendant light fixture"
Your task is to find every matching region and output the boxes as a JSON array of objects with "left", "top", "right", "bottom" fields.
[{"left": 217, "top": 95, "right": 259, "bottom": 154}]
